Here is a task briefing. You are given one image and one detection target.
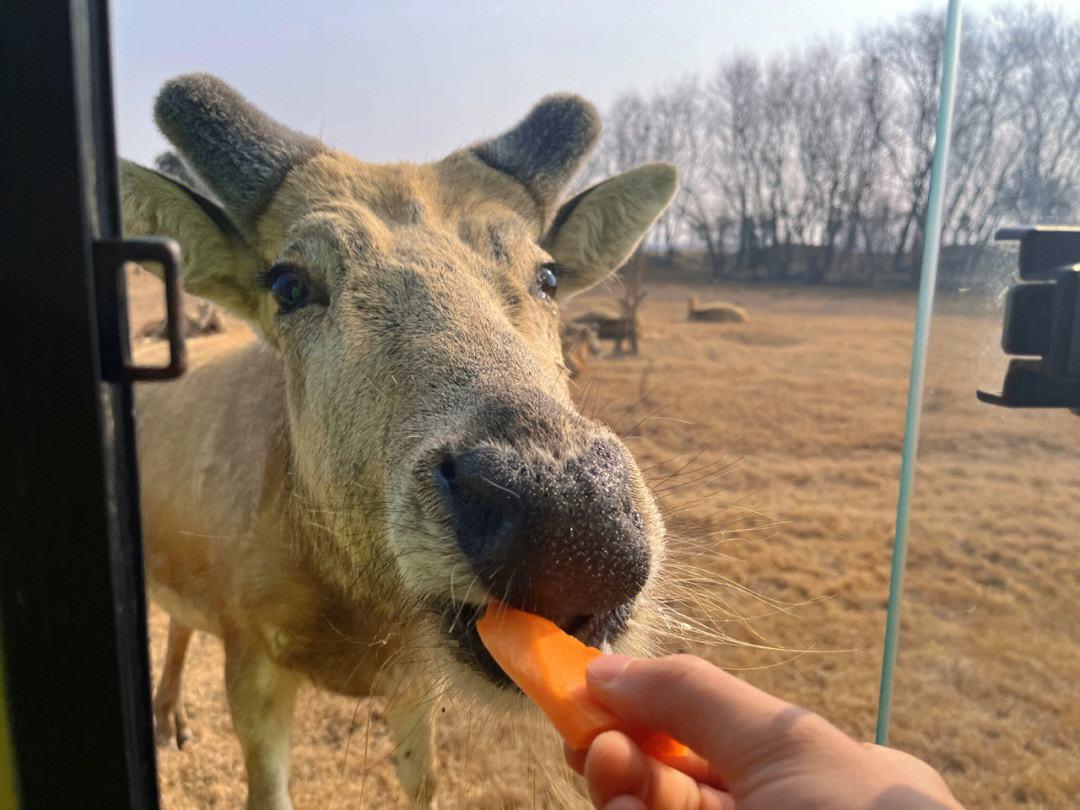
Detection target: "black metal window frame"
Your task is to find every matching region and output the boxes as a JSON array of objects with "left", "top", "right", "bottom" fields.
[{"left": 1, "top": 1, "right": 173, "bottom": 806}]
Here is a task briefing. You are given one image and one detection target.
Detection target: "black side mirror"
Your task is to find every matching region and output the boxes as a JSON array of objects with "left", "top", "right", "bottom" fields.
[{"left": 977, "top": 226, "right": 1080, "bottom": 413}]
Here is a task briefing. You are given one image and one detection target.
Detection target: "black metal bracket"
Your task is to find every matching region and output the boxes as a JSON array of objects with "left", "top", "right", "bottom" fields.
[
  {"left": 977, "top": 226, "right": 1080, "bottom": 411},
  {"left": 93, "top": 236, "right": 186, "bottom": 382}
]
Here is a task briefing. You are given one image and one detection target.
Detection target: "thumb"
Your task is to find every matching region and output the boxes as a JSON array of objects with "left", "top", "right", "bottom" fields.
[{"left": 587, "top": 654, "right": 820, "bottom": 789}]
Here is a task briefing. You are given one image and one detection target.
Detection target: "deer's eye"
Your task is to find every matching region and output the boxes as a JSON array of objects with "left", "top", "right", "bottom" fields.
[
  {"left": 534, "top": 264, "right": 559, "bottom": 300},
  {"left": 269, "top": 268, "right": 311, "bottom": 313}
]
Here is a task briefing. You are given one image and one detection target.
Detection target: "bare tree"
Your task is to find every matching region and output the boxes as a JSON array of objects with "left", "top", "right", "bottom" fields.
[
  {"left": 757, "top": 57, "right": 801, "bottom": 279},
  {"left": 593, "top": 5, "right": 1080, "bottom": 288},
  {"left": 995, "top": 7, "right": 1080, "bottom": 225}
]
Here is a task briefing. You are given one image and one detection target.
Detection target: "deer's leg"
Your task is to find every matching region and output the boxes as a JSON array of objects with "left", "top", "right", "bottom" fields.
[
  {"left": 386, "top": 691, "right": 437, "bottom": 808},
  {"left": 153, "top": 618, "right": 194, "bottom": 749},
  {"left": 224, "top": 633, "right": 300, "bottom": 810}
]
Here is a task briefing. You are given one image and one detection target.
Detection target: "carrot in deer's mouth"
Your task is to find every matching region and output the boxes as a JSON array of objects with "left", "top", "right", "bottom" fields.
[{"left": 475, "top": 599, "right": 689, "bottom": 765}]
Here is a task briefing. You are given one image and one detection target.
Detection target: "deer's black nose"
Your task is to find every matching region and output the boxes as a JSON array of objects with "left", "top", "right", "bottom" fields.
[{"left": 433, "top": 439, "right": 650, "bottom": 626}]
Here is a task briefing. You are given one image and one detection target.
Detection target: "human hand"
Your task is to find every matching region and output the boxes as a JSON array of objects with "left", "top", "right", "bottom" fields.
[{"left": 564, "top": 654, "right": 963, "bottom": 810}]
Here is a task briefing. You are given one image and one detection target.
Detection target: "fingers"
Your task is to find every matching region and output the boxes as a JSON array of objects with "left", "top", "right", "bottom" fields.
[
  {"left": 648, "top": 745, "right": 723, "bottom": 787},
  {"left": 580, "top": 654, "right": 963, "bottom": 810},
  {"left": 567, "top": 732, "right": 721, "bottom": 787},
  {"left": 585, "top": 731, "right": 734, "bottom": 810},
  {"left": 586, "top": 654, "right": 822, "bottom": 788}
]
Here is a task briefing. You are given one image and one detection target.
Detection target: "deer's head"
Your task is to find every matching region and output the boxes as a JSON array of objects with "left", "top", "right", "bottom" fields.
[{"left": 123, "top": 74, "right": 676, "bottom": 685}]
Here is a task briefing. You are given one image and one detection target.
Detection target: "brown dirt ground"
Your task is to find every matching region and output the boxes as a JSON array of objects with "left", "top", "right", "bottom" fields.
[{"left": 128, "top": 267, "right": 1079, "bottom": 808}]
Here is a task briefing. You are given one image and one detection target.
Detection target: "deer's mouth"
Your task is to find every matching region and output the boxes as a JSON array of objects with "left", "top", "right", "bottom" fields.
[
  {"left": 434, "top": 599, "right": 632, "bottom": 687},
  {"left": 437, "top": 601, "right": 511, "bottom": 687}
]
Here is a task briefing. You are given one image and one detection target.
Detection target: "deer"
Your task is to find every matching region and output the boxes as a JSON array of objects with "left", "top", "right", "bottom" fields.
[
  {"left": 687, "top": 295, "right": 748, "bottom": 323},
  {"left": 138, "top": 297, "right": 224, "bottom": 341},
  {"left": 560, "top": 322, "right": 601, "bottom": 377},
  {"left": 572, "top": 256, "right": 647, "bottom": 354},
  {"left": 121, "top": 73, "right": 677, "bottom": 809}
]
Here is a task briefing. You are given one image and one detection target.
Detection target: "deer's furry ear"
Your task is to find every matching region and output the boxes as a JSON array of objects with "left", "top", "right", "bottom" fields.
[
  {"left": 541, "top": 163, "right": 678, "bottom": 297},
  {"left": 120, "top": 159, "right": 265, "bottom": 323},
  {"left": 473, "top": 94, "right": 601, "bottom": 220},
  {"left": 155, "top": 73, "right": 323, "bottom": 228}
]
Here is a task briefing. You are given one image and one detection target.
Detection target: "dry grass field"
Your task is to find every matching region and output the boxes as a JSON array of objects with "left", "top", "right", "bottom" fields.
[{"left": 128, "top": 268, "right": 1079, "bottom": 809}]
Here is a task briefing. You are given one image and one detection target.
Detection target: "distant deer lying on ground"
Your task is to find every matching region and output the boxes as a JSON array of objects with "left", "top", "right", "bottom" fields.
[
  {"left": 687, "top": 295, "right": 748, "bottom": 323},
  {"left": 138, "top": 297, "right": 224, "bottom": 341},
  {"left": 122, "top": 73, "right": 676, "bottom": 809}
]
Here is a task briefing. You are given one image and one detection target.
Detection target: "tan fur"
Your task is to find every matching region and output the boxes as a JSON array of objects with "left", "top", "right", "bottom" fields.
[
  {"left": 687, "top": 295, "right": 749, "bottom": 323},
  {"left": 125, "top": 107, "right": 676, "bottom": 809}
]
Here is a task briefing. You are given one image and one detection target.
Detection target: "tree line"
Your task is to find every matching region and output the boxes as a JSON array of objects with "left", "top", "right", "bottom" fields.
[{"left": 583, "top": 6, "right": 1080, "bottom": 287}]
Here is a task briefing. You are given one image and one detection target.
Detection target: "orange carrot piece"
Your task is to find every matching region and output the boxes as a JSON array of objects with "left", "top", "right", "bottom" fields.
[{"left": 475, "top": 601, "right": 690, "bottom": 764}]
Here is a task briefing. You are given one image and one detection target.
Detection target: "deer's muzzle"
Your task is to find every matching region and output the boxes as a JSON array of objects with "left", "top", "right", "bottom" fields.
[{"left": 431, "top": 436, "right": 650, "bottom": 632}]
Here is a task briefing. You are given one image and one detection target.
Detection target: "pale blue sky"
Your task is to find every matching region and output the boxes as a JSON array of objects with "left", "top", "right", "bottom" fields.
[{"left": 111, "top": 0, "right": 1060, "bottom": 166}]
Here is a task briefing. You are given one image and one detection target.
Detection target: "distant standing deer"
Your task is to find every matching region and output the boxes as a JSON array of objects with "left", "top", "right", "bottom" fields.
[
  {"left": 572, "top": 256, "right": 648, "bottom": 354},
  {"left": 572, "top": 309, "right": 636, "bottom": 354},
  {"left": 122, "top": 74, "right": 676, "bottom": 808}
]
